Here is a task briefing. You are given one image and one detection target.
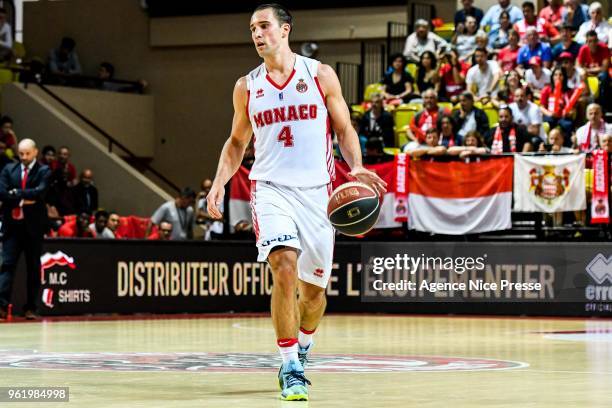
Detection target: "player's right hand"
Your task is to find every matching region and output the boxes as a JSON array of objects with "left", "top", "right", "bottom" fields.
[{"left": 206, "top": 183, "right": 225, "bottom": 220}]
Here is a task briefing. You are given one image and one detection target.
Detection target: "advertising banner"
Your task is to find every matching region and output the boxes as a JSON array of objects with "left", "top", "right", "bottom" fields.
[{"left": 11, "top": 240, "right": 612, "bottom": 316}]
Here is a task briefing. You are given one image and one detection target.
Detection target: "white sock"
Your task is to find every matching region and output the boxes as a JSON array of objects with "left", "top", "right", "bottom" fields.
[
  {"left": 278, "top": 340, "right": 299, "bottom": 364},
  {"left": 298, "top": 327, "right": 315, "bottom": 349}
]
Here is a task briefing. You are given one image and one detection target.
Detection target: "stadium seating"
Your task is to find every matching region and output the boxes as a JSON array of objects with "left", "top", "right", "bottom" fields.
[
  {"left": 364, "top": 83, "right": 384, "bottom": 101},
  {"left": 586, "top": 76, "right": 599, "bottom": 99}
]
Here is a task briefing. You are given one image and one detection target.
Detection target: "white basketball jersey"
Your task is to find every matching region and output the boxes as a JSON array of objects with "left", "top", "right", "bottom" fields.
[{"left": 245, "top": 54, "right": 334, "bottom": 187}]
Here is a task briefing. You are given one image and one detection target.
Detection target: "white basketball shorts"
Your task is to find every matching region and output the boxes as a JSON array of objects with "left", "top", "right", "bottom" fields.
[{"left": 250, "top": 180, "right": 334, "bottom": 288}]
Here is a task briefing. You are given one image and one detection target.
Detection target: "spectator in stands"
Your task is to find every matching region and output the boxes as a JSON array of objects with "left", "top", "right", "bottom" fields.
[
  {"left": 448, "top": 130, "right": 490, "bottom": 157},
  {"left": 364, "top": 138, "right": 387, "bottom": 164},
  {"left": 574, "top": 103, "right": 611, "bottom": 152},
  {"left": 514, "top": 1, "right": 560, "bottom": 44},
  {"left": 480, "top": 0, "right": 524, "bottom": 31},
  {"left": 517, "top": 27, "right": 553, "bottom": 70},
  {"left": 575, "top": 2, "right": 610, "bottom": 46},
  {"left": 49, "top": 146, "right": 77, "bottom": 215},
  {"left": 539, "top": 0, "right": 564, "bottom": 29},
  {"left": 496, "top": 70, "right": 523, "bottom": 105},
  {"left": 350, "top": 115, "right": 368, "bottom": 155},
  {"left": 407, "top": 89, "right": 449, "bottom": 143},
  {"left": 39, "top": 145, "right": 56, "bottom": 167},
  {"left": 454, "top": 0, "right": 484, "bottom": 28},
  {"left": 540, "top": 67, "right": 575, "bottom": 139},
  {"left": 488, "top": 11, "right": 513, "bottom": 51},
  {"left": 487, "top": 106, "right": 533, "bottom": 153},
  {"left": 196, "top": 178, "right": 224, "bottom": 240},
  {"left": 58, "top": 212, "right": 94, "bottom": 238},
  {"left": 88, "top": 210, "right": 114, "bottom": 239},
  {"left": 0, "top": 8, "right": 12, "bottom": 62},
  {"left": 439, "top": 49, "right": 468, "bottom": 102},
  {"left": 538, "top": 128, "right": 574, "bottom": 152},
  {"left": 416, "top": 51, "right": 441, "bottom": 94},
  {"left": 71, "top": 168, "right": 98, "bottom": 214},
  {"left": 48, "top": 37, "right": 82, "bottom": 76},
  {"left": 438, "top": 115, "right": 460, "bottom": 147},
  {"left": 599, "top": 133, "right": 612, "bottom": 153},
  {"left": 0, "top": 116, "right": 17, "bottom": 158},
  {"left": 577, "top": 30, "right": 610, "bottom": 109},
  {"left": 552, "top": 25, "right": 582, "bottom": 62},
  {"left": 561, "top": 0, "right": 589, "bottom": 31},
  {"left": 106, "top": 211, "right": 121, "bottom": 239},
  {"left": 466, "top": 48, "right": 501, "bottom": 103},
  {"left": 97, "top": 61, "right": 147, "bottom": 93},
  {"left": 496, "top": 29, "right": 521, "bottom": 73},
  {"left": 474, "top": 30, "right": 492, "bottom": 56},
  {"left": 233, "top": 220, "right": 254, "bottom": 240},
  {"left": 148, "top": 187, "right": 196, "bottom": 240},
  {"left": 148, "top": 221, "right": 173, "bottom": 241},
  {"left": 51, "top": 146, "right": 77, "bottom": 185},
  {"left": 510, "top": 87, "right": 545, "bottom": 143},
  {"left": 524, "top": 56, "right": 551, "bottom": 99},
  {"left": 0, "top": 141, "right": 13, "bottom": 172},
  {"left": 402, "top": 19, "right": 450, "bottom": 63},
  {"left": 359, "top": 93, "right": 395, "bottom": 147},
  {"left": 453, "top": 92, "right": 490, "bottom": 141},
  {"left": 381, "top": 53, "right": 416, "bottom": 104},
  {"left": 559, "top": 52, "right": 585, "bottom": 90},
  {"left": 454, "top": 16, "right": 480, "bottom": 62},
  {"left": 403, "top": 127, "right": 447, "bottom": 158}
]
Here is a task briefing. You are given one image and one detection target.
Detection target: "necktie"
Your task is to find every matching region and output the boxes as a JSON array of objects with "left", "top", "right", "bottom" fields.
[{"left": 12, "top": 166, "right": 28, "bottom": 220}]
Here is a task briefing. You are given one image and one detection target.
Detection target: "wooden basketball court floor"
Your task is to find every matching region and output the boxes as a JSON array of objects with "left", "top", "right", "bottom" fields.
[{"left": 1, "top": 314, "right": 612, "bottom": 407}]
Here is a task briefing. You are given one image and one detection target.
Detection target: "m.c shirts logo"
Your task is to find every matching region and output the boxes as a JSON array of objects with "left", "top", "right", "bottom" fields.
[{"left": 585, "top": 254, "right": 612, "bottom": 284}]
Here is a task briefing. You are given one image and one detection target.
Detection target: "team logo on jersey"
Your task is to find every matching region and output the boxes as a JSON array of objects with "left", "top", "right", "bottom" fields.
[
  {"left": 296, "top": 79, "right": 308, "bottom": 93},
  {"left": 256, "top": 88, "right": 264, "bottom": 98},
  {"left": 314, "top": 268, "right": 324, "bottom": 278},
  {"left": 279, "top": 92, "right": 283, "bottom": 101}
]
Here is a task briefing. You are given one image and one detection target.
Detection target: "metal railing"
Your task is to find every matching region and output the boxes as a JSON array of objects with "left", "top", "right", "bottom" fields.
[
  {"left": 360, "top": 41, "right": 386, "bottom": 88},
  {"left": 386, "top": 22, "right": 408, "bottom": 62},
  {"left": 336, "top": 62, "right": 362, "bottom": 106},
  {"left": 25, "top": 79, "right": 181, "bottom": 194}
]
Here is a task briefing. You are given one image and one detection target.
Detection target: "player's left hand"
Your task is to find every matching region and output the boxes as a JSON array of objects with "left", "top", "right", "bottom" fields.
[{"left": 348, "top": 166, "right": 387, "bottom": 196}]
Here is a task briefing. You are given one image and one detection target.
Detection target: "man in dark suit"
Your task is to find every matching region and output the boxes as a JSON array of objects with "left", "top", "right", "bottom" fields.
[
  {"left": 71, "top": 168, "right": 98, "bottom": 214},
  {"left": 0, "top": 139, "right": 51, "bottom": 320}
]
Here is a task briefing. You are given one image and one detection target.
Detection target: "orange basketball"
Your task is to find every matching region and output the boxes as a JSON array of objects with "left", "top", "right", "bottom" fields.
[{"left": 327, "top": 182, "right": 381, "bottom": 236}]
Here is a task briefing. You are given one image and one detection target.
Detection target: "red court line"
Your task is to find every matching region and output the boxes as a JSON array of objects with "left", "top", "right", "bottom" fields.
[{"left": 1, "top": 312, "right": 611, "bottom": 324}]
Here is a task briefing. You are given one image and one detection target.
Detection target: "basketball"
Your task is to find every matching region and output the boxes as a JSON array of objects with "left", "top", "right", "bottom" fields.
[{"left": 327, "top": 182, "right": 381, "bottom": 236}]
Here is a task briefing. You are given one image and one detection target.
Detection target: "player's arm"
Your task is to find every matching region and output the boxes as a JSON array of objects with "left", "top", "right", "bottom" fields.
[
  {"left": 207, "top": 77, "right": 253, "bottom": 219},
  {"left": 317, "top": 64, "right": 387, "bottom": 195}
]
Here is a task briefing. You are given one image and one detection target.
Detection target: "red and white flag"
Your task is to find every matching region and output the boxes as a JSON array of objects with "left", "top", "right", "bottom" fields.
[
  {"left": 408, "top": 158, "right": 513, "bottom": 234},
  {"left": 333, "top": 161, "right": 400, "bottom": 228},
  {"left": 228, "top": 166, "right": 252, "bottom": 231},
  {"left": 591, "top": 150, "right": 609, "bottom": 224}
]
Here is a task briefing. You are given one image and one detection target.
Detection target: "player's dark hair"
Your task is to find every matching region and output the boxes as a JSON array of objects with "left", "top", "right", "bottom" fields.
[
  {"left": 254, "top": 3, "right": 293, "bottom": 33},
  {"left": 95, "top": 210, "right": 109, "bottom": 220},
  {"left": 0, "top": 115, "right": 12, "bottom": 126},
  {"left": 180, "top": 187, "right": 196, "bottom": 199},
  {"left": 586, "top": 30, "right": 598, "bottom": 39}
]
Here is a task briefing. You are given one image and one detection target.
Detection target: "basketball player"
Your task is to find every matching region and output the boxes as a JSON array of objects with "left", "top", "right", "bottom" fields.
[{"left": 207, "top": 4, "right": 387, "bottom": 401}]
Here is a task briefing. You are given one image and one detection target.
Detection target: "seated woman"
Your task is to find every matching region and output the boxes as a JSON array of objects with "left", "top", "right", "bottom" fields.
[
  {"left": 454, "top": 16, "right": 479, "bottom": 62},
  {"left": 447, "top": 130, "right": 490, "bottom": 157},
  {"left": 439, "top": 49, "right": 469, "bottom": 103},
  {"left": 539, "top": 66, "right": 575, "bottom": 140},
  {"left": 494, "top": 69, "right": 523, "bottom": 106},
  {"left": 437, "top": 115, "right": 461, "bottom": 147},
  {"left": 381, "top": 53, "right": 417, "bottom": 105},
  {"left": 488, "top": 11, "right": 513, "bottom": 51},
  {"left": 416, "top": 51, "right": 441, "bottom": 95}
]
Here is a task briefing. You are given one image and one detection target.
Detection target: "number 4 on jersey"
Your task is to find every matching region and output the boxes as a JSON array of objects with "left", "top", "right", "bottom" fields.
[{"left": 277, "top": 126, "right": 294, "bottom": 147}]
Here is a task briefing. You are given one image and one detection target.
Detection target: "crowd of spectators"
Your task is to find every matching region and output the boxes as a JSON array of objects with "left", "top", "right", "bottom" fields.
[{"left": 350, "top": 0, "right": 610, "bottom": 162}]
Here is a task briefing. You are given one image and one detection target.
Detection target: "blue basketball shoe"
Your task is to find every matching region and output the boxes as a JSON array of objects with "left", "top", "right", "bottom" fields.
[
  {"left": 278, "top": 342, "right": 313, "bottom": 390},
  {"left": 279, "top": 359, "right": 311, "bottom": 401}
]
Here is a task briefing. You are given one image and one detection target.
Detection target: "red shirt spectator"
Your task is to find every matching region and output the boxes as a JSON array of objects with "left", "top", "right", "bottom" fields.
[
  {"left": 497, "top": 45, "right": 520, "bottom": 73},
  {"left": 540, "top": 85, "right": 571, "bottom": 116},
  {"left": 50, "top": 146, "right": 78, "bottom": 184},
  {"left": 58, "top": 214, "right": 94, "bottom": 238},
  {"left": 439, "top": 59, "right": 469, "bottom": 99},
  {"left": 538, "top": 0, "right": 563, "bottom": 27},
  {"left": 577, "top": 42, "right": 610, "bottom": 70}
]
